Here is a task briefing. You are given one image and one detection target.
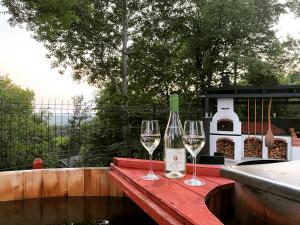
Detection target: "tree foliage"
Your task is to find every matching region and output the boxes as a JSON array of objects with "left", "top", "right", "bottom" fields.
[
  {"left": 2, "top": 0, "right": 300, "bottom": 167},
  {"left": 0, "top": 76, "right": 57, "bottom": 170},
  {"left": 287, "top": 0, "right": 300, "bottom": 17},
  {"left": 2, "top": 0, "right": 300, "bottom": 97}
]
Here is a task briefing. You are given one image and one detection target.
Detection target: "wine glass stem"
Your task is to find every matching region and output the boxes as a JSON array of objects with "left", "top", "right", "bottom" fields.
[
  {"left": 192, "top": 156, "right": 197, "bottom": 180},
  {"left": 149, "top": 153, "right": 153, "bottom": 174}
]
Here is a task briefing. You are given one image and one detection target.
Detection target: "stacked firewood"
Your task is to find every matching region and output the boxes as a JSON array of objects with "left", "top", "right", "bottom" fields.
[
  {"left": 216, "top": 139, "right": 234, "bottom": 159},
  {"left": 244, "top": 138, "right": 262, "bottom": 158},
  {"left": 268, "top": 140, "right": 287, "bottom": 160}
]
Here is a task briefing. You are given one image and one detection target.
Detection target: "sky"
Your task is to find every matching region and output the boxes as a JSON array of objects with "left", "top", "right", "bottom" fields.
[
  {"left": 0, "top": 4, "right": 300, "bottom": 102},
  {"left": 0, "top": 5, "right": 97, "bottom": 102}
]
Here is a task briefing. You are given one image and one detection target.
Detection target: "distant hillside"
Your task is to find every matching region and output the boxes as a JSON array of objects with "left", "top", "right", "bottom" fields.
[{"left": 49, "top": 114, "right": 70, "bottom": 125}]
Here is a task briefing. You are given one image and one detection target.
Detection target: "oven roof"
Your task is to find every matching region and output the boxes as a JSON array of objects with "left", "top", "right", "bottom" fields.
[{"left": 204, "top": 85, "right": 300, "bottom": 98}]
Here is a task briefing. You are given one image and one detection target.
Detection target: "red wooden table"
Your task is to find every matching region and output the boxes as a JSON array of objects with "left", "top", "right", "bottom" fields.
[{"left": 109, "top": 158, "right": 234, "bottom": 225}]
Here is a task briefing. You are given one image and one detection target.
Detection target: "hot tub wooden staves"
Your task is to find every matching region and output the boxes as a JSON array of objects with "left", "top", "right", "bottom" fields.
[{"left": 0, "top": 167, "right": 123, "bottom": 202}]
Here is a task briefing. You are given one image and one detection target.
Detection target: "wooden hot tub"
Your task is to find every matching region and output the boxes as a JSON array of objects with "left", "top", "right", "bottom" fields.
[
  {"left": 0, "top": 161, "right": 237, "bottom": 225},
  {"left": 0, "top": 167, "right": 128, "bottom": 225}
]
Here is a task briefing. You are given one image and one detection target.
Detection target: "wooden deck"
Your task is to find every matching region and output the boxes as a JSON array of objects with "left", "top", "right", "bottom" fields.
[{"left": 109, "top": 158, "right": 234, "bottom": 225}]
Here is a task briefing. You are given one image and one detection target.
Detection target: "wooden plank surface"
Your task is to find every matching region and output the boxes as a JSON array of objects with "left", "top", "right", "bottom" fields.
[
  {"left": 109, "top": 172, "right": 183, "bottom": 225},
  {"left": 84, "top": 168, "right": 102, "bottom": 196},
  {"left": 24, "top": 170, "right": 42, "bottom": 199},
  {"left": 109, "top": 160, "right": 232, "bottom": 225},
  {"left": 112, "top": 165, "right": 220, "bottom": 225},
  {"left": 113, "top": 157, "right": 222, "bottom": 177},
  {"left": 0, "top": 171, "right": 24, "bottom": 201},
  {"left": 99, "top": 168, "right": 110, "bottom": 196},
  {"left": 110, "top": 169, "right": 220, "bottom": 225},
  {"left": 41, "top": 169, "right": 68, "bottom": 198},
  {"left": 0, "top": 168, "right": 123, "bottom": 202},
  {"left": 67, "top": 168, "right": 84, "bottom": 196}
]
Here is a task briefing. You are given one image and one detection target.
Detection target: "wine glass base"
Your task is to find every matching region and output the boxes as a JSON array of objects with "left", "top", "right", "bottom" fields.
[
  {"left": 142, "top": 173, "right": 160, "bottom": 180},
  {"left": 184, "top": 178, "right": 205, "bottom": 186}
]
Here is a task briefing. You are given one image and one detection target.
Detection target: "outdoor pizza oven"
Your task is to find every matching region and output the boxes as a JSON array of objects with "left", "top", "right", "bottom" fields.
[
  {"left": 205, "top": 86, "right": 300, "bottom": 161},
  {"left": 210, "top": 98, "right": 242, "bottom": 160},
  {"left": 217, "top": 119, "right": 233, "bottom": 131}
]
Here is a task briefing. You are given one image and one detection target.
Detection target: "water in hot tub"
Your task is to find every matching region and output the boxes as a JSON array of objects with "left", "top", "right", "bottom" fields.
[{"left": 0, "top": 196, "right": 157, "bottom": 225}]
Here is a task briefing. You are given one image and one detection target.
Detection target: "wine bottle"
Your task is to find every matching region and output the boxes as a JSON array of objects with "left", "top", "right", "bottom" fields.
[{"left": 164, "top": 94, "right": 186, "bottom": 178}]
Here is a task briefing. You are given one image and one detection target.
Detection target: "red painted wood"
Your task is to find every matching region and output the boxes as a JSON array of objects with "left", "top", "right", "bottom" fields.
[
  {"left": 113, "top": 157, "right": 222, "bottom": 177},
  {"left": 110, "top": 168, "right": 218, "bottom": 225},
  {"left": 109, "top": 172, "right": 184, "bottom": 225},
  {"left": 202, "top": 176, "right": 234, "bottom": 186},
  {"left": 113, "top": 158, "right": 164, "bottom": 171},
  {"left": 109, "top": 158, "right": 234, "bottom": 225}
]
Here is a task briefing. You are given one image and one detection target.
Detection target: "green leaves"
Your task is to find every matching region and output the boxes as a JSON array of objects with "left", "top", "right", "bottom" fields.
[
  {"left": 0, "top": 76, "right": 57, "bottom": 170},
  {"left": 287, "top": 0, "right": 300, "bottom": 17},
  {"left": 3, "top": 0, "right": 299, "bottom": 93}
]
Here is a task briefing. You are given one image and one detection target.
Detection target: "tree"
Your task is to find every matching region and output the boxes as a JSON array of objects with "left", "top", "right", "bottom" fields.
[
  {"left": 2, "top": 0, "right": 137, "bottom": 95},
  {"left": 0, "top": 75, "right": 57, "bottom": 170},
  {"left": 287, "top": 0, "right": 300, "bottom": 17},
  {"left": 129, "top": 0, "right": 296, "bottom": 91},
  {"left": 280, "top": 71, "right": 300, "bottom": 85},
  {"left": 60, "top": 95, "right": 90, "bottom": 165},
  {"left": 244, "top": 60, "right": 280, "bottom": 85},
  {"left": 3, "top": 0, "right": 299, "bottom": 93},
  {"left": 3, "top": 0, "right": 300, "bottom": 165}
]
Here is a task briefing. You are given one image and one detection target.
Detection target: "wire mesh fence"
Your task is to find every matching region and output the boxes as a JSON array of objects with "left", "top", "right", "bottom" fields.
[
  {"left": 1, "top": 96, "right": 299, "bottom": 171},
  {"left": 0, "top": 97, "right": 204, "bottom": 171},
  {"left": 0, "top": 98, "right": 95, "bottom": 170}
]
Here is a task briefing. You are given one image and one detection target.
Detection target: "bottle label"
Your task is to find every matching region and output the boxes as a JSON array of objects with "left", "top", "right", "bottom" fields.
[{"left": 165, "top": 148, "right": 186, "bottom": 171}]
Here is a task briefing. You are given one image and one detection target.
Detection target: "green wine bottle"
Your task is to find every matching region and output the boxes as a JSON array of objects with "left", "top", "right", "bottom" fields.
[{"left": 164, "top": 94, "right": 186, "bottom": 178}]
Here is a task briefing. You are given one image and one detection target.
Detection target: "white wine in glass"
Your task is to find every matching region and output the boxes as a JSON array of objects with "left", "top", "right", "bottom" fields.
[
  {"left": 183, "top": 120, "right": 206, "bottom": 186},
  {"left": 140, "top": 134, "right": 160, "bottom": 155},
  {"left": 140, "top": 120, "right": 160, "bottom": 180}
]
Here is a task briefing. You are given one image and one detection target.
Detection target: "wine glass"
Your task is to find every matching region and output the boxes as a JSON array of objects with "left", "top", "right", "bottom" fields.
[
  {"left": 140, "top": 120, "right": 161, "bottom": 180},
  {"left": 183, "top": 120, "right": 206, "bottom": 186}
]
